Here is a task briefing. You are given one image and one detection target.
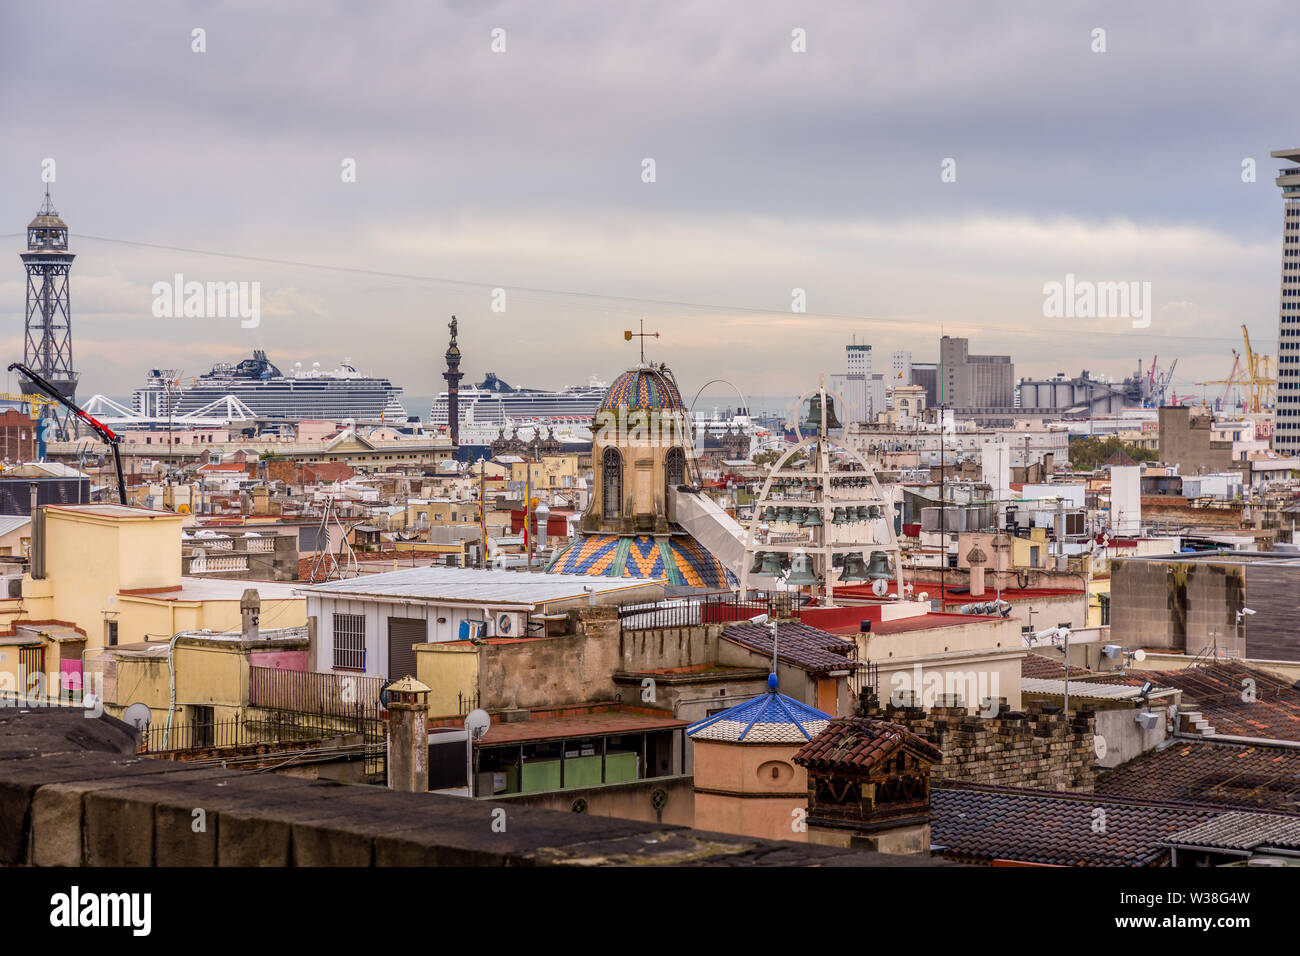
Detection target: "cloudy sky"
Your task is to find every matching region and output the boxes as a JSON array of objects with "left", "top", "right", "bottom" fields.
[{"left": 1, "top": 0, "right": 1296, "bottom": 408}]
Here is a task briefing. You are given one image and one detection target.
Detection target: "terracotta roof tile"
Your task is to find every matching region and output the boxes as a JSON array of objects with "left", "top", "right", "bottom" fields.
[
  {"left": 720, "top": 621, "right": 861, "bottom": 676},
  {"left": 793, "top": 717, "right": 942, "bottom": 772},
  {"left": 1095, "top": 740, "right": 1300, "bottom": 812},
  {"left": 932, "top": 785, "right": 1220, "bottom": 867}
]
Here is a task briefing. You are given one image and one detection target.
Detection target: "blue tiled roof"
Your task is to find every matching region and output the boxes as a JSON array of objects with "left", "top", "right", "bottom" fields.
[{"left": 687, "top": 680, "right": 831, "bottom": 744}]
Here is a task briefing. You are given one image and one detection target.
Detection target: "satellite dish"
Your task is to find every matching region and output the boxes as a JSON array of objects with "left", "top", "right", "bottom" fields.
[
  {"left": 465, "top": 708, "right": 491, "bottom": 742},
  {"left": 1093, "top": 735, "right": 1108, "bottom": 760},
  {"left": 872, "top": 578, "right": 889, "bottom": 597},
  {"left": 1133, "top": 648, "right": 1147, "bottom": 662},
  {"left": 123, "top": 702, "right": 152, "bottom": 732}
]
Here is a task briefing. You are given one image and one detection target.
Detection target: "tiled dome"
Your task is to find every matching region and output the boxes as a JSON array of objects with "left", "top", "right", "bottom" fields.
[
  {"left": 598, "top": 366, "right": 686, "bottom": 414},
  {"left": 546, "top": 533, "right": 735, "bottom": 588},
  {"left": 687, "top": 680, "right": 831, "bottom": 743}
]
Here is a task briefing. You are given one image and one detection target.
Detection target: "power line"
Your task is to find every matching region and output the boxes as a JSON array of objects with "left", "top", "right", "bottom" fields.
[{"left": 66, "top": 231, "right": 1269, "bottom": 347}]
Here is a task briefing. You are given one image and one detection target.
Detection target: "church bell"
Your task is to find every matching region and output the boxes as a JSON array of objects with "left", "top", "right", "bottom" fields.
[
  {"left": 786, "top": 553, "right": 819, "bottom": 587},
  {"left": 866, "top": 550, "right": 893, "bottom": 580},
  {"left": 801, "top": 393, "right": 843, "bottom": 433},
  {"left": 840, "top": 552, "right": 869, "bottom": 582}
]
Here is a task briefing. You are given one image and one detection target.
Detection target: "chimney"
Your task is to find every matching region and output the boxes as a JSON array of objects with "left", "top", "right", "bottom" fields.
[
  {"left": 240, "top": 588, "right": 261, "bottom": 641},
  {"left": 29, "top": 482, "right": 45, "bottom": 580},
  {"left": 967, "top": 545, "right": 988, "bottom": 597},
  {"left": 385, "top": 677, "right": 431, "bottom": 793}
]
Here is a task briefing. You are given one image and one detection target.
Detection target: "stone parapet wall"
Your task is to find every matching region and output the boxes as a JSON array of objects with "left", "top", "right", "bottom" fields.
[{"left": 861, "top": 698, "right": 1096, "bottom": 792}]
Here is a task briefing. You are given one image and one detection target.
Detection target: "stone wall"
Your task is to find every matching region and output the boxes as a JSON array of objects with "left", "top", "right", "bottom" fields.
[
  {"left": 861, "top": 699, "right": 1096, "bottom": 792},
  {"left": 477, "top": 606, "right": 622, "bottom": 711}
]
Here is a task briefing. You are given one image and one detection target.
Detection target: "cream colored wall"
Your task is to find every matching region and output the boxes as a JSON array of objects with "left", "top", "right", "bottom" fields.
[
  {"left": 510, "top": 456, "right": 579, "bottom": 489},
  {"left": 34, "top": 508, "right": 184, "bottom": 649},
  {"left": 105, "top": 645, "right": 249, "bottom": 726},
  {"left": 858, "top": 618, "right": 1024, "bottom": 712},
  {"left": 691, "top": 739, "right": 808, "bottom": 842},
  {"left": 588, "top": 409, "right": 689, "bottom": 527},
  {"left": 24, "top": 508, "right": 303, "bottom": 650},
  {"left": 415, "top": 641, "right": 480, "bottom": 716}
]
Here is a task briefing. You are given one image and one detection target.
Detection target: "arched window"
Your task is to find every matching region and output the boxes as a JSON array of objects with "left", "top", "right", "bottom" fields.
[
  {"left": 665, "top": 446, "right": 686, "bottom": 489},
  {"left": 602, "top": 448, "right": 623, "bottom": 520}
]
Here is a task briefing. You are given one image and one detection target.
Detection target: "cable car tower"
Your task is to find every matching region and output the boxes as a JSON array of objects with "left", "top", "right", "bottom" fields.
[{"left": 20, "top": 187, "right": 79, "bottom": 440}]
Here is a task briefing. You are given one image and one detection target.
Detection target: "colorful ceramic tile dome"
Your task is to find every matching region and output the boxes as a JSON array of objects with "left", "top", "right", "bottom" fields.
[
  {"left": 546, "top": 533, "right": 735, "bottom": 588},
  {"left": 598, "top": 366, "right": 686, "bottom": 414}
]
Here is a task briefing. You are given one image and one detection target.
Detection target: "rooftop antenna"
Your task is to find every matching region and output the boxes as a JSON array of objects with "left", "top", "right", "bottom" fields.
[{"left": 623, "top": 319, "right": 659, "bottom": 365}]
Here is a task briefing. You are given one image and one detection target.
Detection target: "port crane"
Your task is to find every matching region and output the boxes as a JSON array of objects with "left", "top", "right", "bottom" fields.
[
  {"left": 8, "top": 362, "right": 127, "bottom": 506},
  {"left": 1194, "top": 325, "right": 1276, "bottom": 414}
]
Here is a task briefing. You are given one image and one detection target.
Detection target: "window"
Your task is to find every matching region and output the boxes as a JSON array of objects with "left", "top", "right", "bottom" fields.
[
  {"left": 602, "top": 448, "right": 623, "bottom": 520},
  {"left": 333, "top": 613, "right": 366, "bottom": 670},
  {"left": 106, "top": 620, "right": 118, "bottom": 647},
  {"left": 665, "top": 446, "right": 686, "bottom": 488},
  {"left": 190, "top": 705, "right": 215, "bottom": 748}
]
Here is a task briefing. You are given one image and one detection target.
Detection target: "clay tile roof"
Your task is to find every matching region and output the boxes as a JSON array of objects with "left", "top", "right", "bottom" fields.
[
  {"left": 1020, "top": 653, "right": 1092, "bottom": 680},
  {"left": 1095, "top": 740, "right": 1300, "bottom": 812},
  {"left": 1163, "top": 811, "right": 1300, "bottom": 852},
  {"left": 720, "top": 621, "right": 861, "bottom": 677},
  {"left": 1121, "top": 662, "right": 1300, "bottom": 743},
  {"left": 932, "top": 786, "right": 1220, "bottom": 867},
  {"left": 793, "top": 717, "right": 942, "bottom": 772}
]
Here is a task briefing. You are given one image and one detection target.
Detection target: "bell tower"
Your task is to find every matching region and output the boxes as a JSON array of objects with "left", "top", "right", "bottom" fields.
[{"left": 20, "top": 187, "right": 79, "bottom": 440}]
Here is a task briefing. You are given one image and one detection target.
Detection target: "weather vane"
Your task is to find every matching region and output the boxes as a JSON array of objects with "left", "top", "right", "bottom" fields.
[{"left": 623, "top": 319, "right": 659, "bottom": 364}]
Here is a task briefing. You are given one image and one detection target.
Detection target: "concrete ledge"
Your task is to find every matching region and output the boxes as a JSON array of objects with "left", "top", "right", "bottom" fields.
[{"left": 1, "top": 711, "right": 950, "bottom": 867}]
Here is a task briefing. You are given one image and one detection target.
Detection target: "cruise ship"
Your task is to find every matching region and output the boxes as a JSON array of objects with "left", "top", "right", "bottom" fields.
[
  {"left": 133, "top": 351, "right": 406, "bottom": 421},
  {"left": 430, "top": 372, "right": 608, "bottom": 427}
]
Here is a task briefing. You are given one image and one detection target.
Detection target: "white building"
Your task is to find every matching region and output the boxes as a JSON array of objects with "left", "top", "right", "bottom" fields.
[{"left": 298, "top": 567, "right": 662, "bottom": 678}]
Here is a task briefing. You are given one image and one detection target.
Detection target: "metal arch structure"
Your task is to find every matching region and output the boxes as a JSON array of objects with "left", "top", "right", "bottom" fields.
[
  {"left": 20, "top": 188, "right": 79, "bottom": 441},
  {"left": 183, "top": 394, "right": 257, "bottom": 422},
  {"left": 739, "top": 375, "right": 905, "bottom": 608},
  {"left": 688, "top": 378, "right": 750, "bottom": 424},
  {"left": 686, "top": 377, "right": 751, "bottom": 485},
  {"left": 81, "top": 394, "right": 140, "bottom": 420}
]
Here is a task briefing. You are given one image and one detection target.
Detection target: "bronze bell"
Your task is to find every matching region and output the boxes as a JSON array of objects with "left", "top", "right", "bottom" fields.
[
  {"left": 763, "top": 506, "right": 778, "bottom": 521},
  {"left": 786, "top": 553, "right": 819, "bottom": 587},
  {"left": 840, "top": 552, "right": 869, "bottom": 582},
  {"left": 867, "top": 504, "right": 882, "bottom": 520},
  {"left": 801, "top": 393, "right": 843, "bottom": 433},
  {"left": 831, "top": 507, "right": 849, "bottom": 525},
  {"left": 866, "top": 551, "right": 892, "bottom": 580},
  {"left": 855, "top": 506, "right": 870, "bottom": 522},
  {"left": 759, "top": 552, "right": 784, "bottom": 576},
  {"left": 789, "top": 507, "right": 806, "bottom": 524},
  {"left": 776, "top": 506, "right": 793, "bottom": 522},
  {"left": 802, "top": 506, "right": 823, "bottom": 527},
  {"left": 749, "top": 551, "right": 767, "bottom": 574}
]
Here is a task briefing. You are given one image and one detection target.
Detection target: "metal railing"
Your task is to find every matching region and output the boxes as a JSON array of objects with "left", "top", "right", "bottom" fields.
[
  {"left": 138, "top": 709, "right": 382, "bottom": 755},
  {"left": 249, "top": 665, "right": 384, "bottom": 721},
  {"left": 618, "top": 591, "right": 801, "bottom": 631}
]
